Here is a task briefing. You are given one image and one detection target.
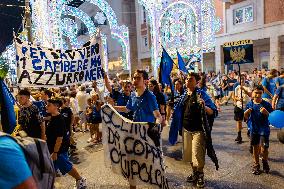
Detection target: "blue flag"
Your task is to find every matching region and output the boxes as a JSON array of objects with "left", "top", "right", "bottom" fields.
[
  {"left": 0, "top": 80, "right": 16, "bottom": 134},
  {"left": 177, "top": 51, "right": 188, "bottom": 73},
  {"left": 159, "top": 48, "right": 174, "bottom": 86}
]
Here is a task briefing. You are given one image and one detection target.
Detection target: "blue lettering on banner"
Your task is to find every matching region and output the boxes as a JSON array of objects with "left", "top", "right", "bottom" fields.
[
  {"left": 64, "top": 61, "right": 70, "bottom": 72},
  {"left": 44, "top": 60, "right": 53, "bottom": 72},
  {"left": 16, "top": 37, "right": 103, "bottom": 87},
  {"left": 83, "top": 59, "right": 88, "bottom": 70},
  {"left": 30, "top": 47, "right": 38, "bottom": 59},
  {"left": 97, "top": 67, "right": 102, "bottom": 79},
  {"left": 40, "top": 50, "right": 48, "bottom": 59},
  {"left": 77, "top": 60, "right": 83, "bottom": 72},
  {"left": 92, "top": 67, "right": 98, "bottom": 80},
  {"left": 78, "top": 49, "right": 85, "bottom": 59},
  {"left": 85, "top": 69, "right": 92, "bottom": 81},
  {"left": 90, "top": 55, "right": 101, "bottom": 69},
  {"left": 70, "top": 61, "right": 77, "bottom": 72},
  {"left": 91, "top": 44, "right": 96, "bottom": 56},
  {"left": 32, "top": 59, "right": 42, "bottom": 71},
  {"left": 22, "top": 47, "right": 28, "bottom": 55},
  {"left": 53, "top": 60, "right": 62, "bottom": 72}
]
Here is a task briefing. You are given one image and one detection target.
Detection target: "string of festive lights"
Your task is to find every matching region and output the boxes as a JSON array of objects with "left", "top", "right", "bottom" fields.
[
  {"left": 51, "top": 0, "right": 130, "bottom": 70},
  {"left": 137, "top": 0, "right": 221, "bottom": 77}
]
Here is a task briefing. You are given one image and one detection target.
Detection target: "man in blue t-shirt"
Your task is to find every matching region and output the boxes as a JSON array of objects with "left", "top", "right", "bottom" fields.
[
  {"left": 109, "top": 69, "right": 165, "bottom": 189},
  {"left": 111, "top": 70, "right": 165, "bottom": 125},
  {"left": 0, "top": 134, "right": 37, "bottom": 189},
  {"left": 104, "top": 75, "right": 133, "bottom": 120},
  {"left": 272, "top": 85, "right": 284, "bottom": 110},
  {"left": 244, "top": 85, "right": 273, "bottom": 175},
  {"left": 225, "top": 72, "right": 237, "bottom": 104},
  {"left": 261, "top": 69, "right": 278, "bottom": 103},
  {"left": 275, "top": 70, "right": 284, "bottom": 88}
]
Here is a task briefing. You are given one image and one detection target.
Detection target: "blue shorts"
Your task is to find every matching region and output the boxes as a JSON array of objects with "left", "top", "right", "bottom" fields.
[{"left": 53, "top": 152, "right": 73, "bottom": 175}]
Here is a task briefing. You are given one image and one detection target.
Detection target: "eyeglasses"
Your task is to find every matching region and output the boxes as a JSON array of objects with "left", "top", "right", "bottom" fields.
[{"left": 254, "top": 92, "right": 263, "bottom": 94}]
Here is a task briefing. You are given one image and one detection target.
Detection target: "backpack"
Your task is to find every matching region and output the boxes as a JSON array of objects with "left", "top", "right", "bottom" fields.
[{"left": 0, "top": 132, "right": 55, "bottom": 189}]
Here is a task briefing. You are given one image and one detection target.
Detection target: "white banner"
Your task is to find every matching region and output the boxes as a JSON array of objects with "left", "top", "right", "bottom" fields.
[
  {"left": 101, "top": 105, "right": 169, "bottom": 188},
  {"left": 15, "top": 38, "right": 103, "bottom": 87}
]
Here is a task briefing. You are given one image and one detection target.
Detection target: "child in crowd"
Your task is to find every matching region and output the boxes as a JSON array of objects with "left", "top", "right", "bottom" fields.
[
  {"left": 244, "top": 85, "right": 273, "bottom": 175},
  {"left": 86, "top": 98, "right": 95, "bottom": 143},
  {"left": 91, "top": 93, "right": 102, "bottom": 143},
  {"left": 46, "top": 99, "right": 86, "bottom": 189},
  {"left": 234, "top": 76, "right": 252, "bottom": 143}
]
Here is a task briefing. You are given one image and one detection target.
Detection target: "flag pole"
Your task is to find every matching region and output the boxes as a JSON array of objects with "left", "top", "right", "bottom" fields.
[{"left": 238, "top": 63, "right": 243, "bottom": 110}]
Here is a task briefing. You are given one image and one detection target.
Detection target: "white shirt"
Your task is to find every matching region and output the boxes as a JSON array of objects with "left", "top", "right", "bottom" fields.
[
  {"left": 76, "top": 91, "right": 90, "bottom": 112},
  {"left": 70, "top": 97, "right": 79, "bottom": 115},
  {"left": 235, "top": 85, "right": 251, "bottom": 108}
]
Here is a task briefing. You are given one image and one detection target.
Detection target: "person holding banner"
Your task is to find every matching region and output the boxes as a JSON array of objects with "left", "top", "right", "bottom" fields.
[
  {"left": 108, "top": 69, "right": 165, "bottom": 189},
  {"left": 104, "top": 74, "right": 133, "bottom": 120},
  {"left": 233, "top": 75, "right": 252, "bottom": 143}
]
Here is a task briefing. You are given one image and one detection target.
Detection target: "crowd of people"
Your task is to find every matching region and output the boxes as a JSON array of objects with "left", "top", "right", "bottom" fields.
[{"left": 0, "top": 67, "right": 284, "bottom": 189}]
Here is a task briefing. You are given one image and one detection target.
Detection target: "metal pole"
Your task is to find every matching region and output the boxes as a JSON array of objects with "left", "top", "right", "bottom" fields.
[
  {"left": 238, "top": 63, "right": 243, "bottom": 109},
  {"left": 25, "top": 0, "right": 32, "bottom": 42}
]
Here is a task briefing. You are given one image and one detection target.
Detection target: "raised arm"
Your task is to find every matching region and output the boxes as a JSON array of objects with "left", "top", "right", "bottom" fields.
[{"left": 103, "top": 73, "right": 113, "bottom": 94}]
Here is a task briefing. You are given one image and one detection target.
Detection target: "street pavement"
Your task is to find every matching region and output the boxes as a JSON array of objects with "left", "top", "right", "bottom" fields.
[{"left": 56, "top": 105, "right": 284, "bottom": 189}]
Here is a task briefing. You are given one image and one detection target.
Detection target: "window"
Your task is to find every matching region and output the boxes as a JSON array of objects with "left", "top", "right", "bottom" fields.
[
  {"left": 141, "top": 36, "right": 148, "bottom": 51},
  {"left": 144, "top": 37, "right": 148, "bottom": 47},
  {"left": 142, "top": 7, "right": 147, "bottom": 23},
  {"left": 234, "top": 5, "right": 253, "bottom": 25}
]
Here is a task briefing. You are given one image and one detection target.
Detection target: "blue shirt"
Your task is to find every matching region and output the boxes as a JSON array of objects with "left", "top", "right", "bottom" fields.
[
  {"left": 0, "top": 136, "right": 32, "bottom": 189},
  {"left": 111, "top": 91, "right": 132, "bottom": 119},
  {"left": 276, "top": 77, "right": 284, "bottom": 87},
  {"left": 245, "top": 100, "right": 273, "bottom": 135},
  {"left": 113, "top": 91, "right": 130, "bottom": 107},
  {"left": 126, "top": 90, "right": 159, "bottom": 123},
  {"left": 33, "top": 100, "right": 47, "bottom": 117},
  {"left": 262, "top": 77, "right": 276, "bottom": 99},
  {"left": 275, "top": 86, "right": 284, "bottom": 109}
]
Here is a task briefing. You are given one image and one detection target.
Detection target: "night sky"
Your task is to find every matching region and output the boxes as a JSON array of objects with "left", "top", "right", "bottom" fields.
[
  {"left": 0, "top": 0, "right": 25, "bottom": 53},
  {"left": 0, "top": 0, "right": 83, "bottom": 53}
]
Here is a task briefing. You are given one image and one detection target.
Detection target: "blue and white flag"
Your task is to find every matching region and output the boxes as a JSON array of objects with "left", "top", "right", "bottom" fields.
[
  {"left": 177, "top": 51, "right": 188, "bottom": 73},
  {"left": 159, "top": 48, "right": 174, "bottom": 86},
  {"left": 0, "top": 80, "right": 16, "bottom": 134}
]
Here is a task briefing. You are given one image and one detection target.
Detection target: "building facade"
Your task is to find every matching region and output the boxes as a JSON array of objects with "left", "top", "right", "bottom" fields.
[
  {"left": 75, "top": 0, "right": 284, "bottom": 77},
  {"left": 134, "top": 1, "right": 152, "bottom": 73},
  {"left": 214, "top": 0, "right": 284, "bottom": 73},
  {"left": 76, "top": 0, "right": 138, "bottom": 77}
]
